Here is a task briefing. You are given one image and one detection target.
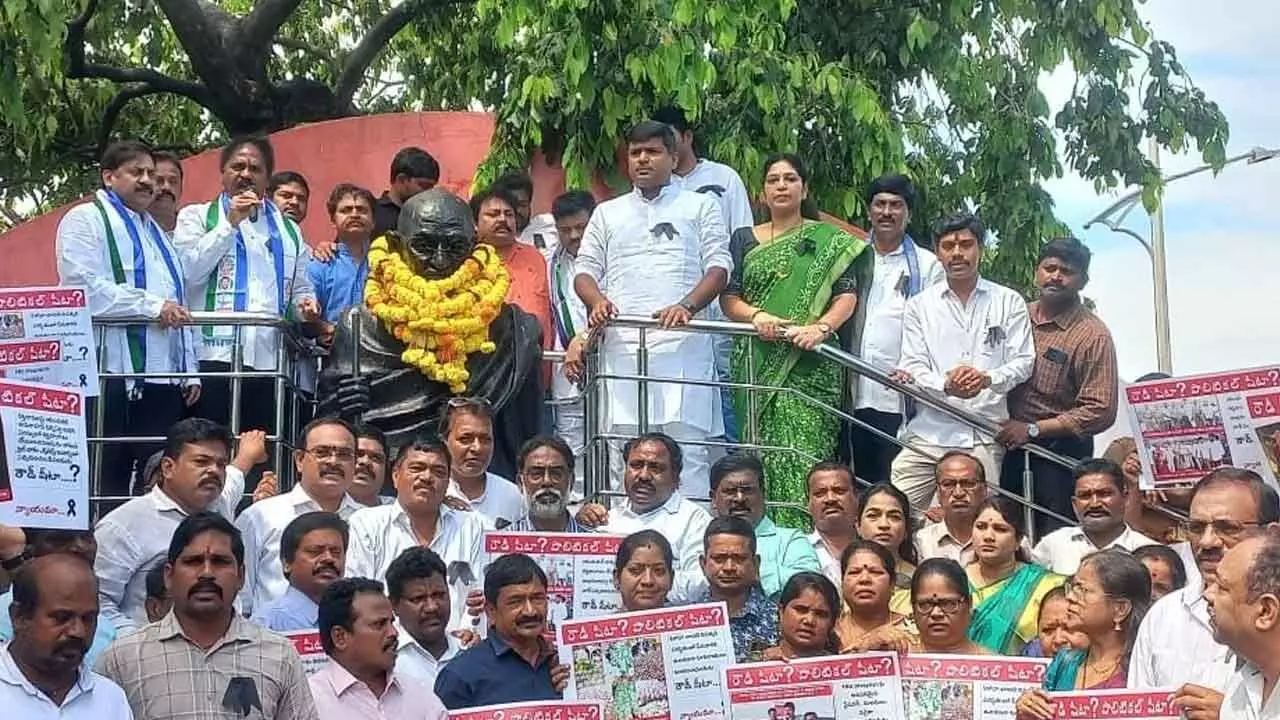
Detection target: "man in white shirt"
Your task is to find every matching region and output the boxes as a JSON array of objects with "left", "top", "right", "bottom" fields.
[
  {"left": 654, "top": 105, "right": 753, "bottom": 445},
  {"left": 57, "top": 140, "right": 199, "bottom": 500},
  {"left": 574, "top": 120, "right": 732, "bottom": 500},
  {"left": 1204, "top": 531, "right": 1280, "bottom": 720},
  {"left": 442, "top": 399, "right": 526, "bottom": 529},
  {"left": 843, "top": 175, "right": 944, "bottom": 485},
  {"left": 547, "top": 190, "right": 596, "bottom": 495},
  {"left": 237, "top": 417, "right": 363, "bottom": 616},
  {"left": 385, "top": 546, "right": 466, "bottom": 688},
  {"left": 1, "top": 555, "right": 132, "bottom": 719},
  {"left": 173, "top": 135, "right": 320, "bottom": 435},
  {"left": 915, "top": 451, "right": 989, "bottom": 565},
  {"left": 346, "top": 439, "right": 487, "bottom": 634},
  {"left": 1130, "top": 467, "right": 1280, "bottom": 710},
  {"left": 805, "top": 462, "right": 859, "bottom": 587},
  {"left": 310, "top": 578, "right": 449, "bottom": 720},
  {"left": 93, "top": 418, "right": 258, "bottom": 631},
  {"left": 1032, "top": 458, "right": 1157, "bottom": 574},
  {"left": 602, "top": 433, "right": 712, "bottom": 603},
  {"left": 890, "top": 212, "right": 1035, "bottom": 511}
]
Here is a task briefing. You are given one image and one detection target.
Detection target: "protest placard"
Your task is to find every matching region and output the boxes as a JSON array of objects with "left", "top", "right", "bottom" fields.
[
  {"left": 283, "top": 629, "right": 327, "bottom": 676},
  {"left": 1050, "top": 689, "right": 1180, "bottom": 719},
  {"left": 485, "top": 531, "right": 624, "bottom": 637},
  {"left": 558, "top": 602, "right": 735, "bottom": 720},
  {"left": 1125, "top": 366, "right": 1280, "bottom": 489},
  {"left": 723, "top": 652, "right": 906, "bottom": 720},
  {"left": 449, "top": 700, "right": 605, "bottom": 720},
  {"left": 0, "top": 287, "right": 98, "bottom": 396},
  {"left": 898, "top": 654, "right": 1049, "bottom": 720},
  {"left": 0, "top": 379, "right": 89, "bottom": 529}
]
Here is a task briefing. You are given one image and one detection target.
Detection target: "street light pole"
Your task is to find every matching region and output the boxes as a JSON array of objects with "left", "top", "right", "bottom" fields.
[{"left": 1083, "top": 144, "right": 1280, "bottom": 375}]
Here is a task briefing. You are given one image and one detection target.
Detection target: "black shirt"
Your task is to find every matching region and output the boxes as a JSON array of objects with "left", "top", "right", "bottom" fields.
[
  {"left": 373, "top": 192, "right": 401, "bottom": 238},
  {"left": 433, "top": 635, "right": 561, "bottom": 709}
]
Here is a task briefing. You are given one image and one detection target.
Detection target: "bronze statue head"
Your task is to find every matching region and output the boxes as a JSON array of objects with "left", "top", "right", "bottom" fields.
[{"left": 392, "top": 188, "right": 477, "bottom": 279}]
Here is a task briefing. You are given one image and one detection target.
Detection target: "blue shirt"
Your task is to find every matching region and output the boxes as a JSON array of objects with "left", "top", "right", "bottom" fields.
[
  {"left": 754, "top": 517, "right": 822, "bottom": 599},
  {"left": 308, "top": 243, "right": 369, "bottom": 322},
  {"left": 0, "top": 589, "right": 116, "bottom": 667},
  {"left": 433, "top": 634, "right": 560, "bottom": 709},
  {"left": 696, "top": 585, "right": 778, "bottom": 664},
  {"left": 249, "top": 585, "right": 319, "bottom": 632}
]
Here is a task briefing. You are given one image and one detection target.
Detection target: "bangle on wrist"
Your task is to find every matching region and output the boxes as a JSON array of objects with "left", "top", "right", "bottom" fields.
[{"left": 1, "top": 552, "right": 27, "bottom": 572}]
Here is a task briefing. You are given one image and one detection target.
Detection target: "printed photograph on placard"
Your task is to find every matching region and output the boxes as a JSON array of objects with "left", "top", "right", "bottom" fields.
[
  {"left": 734, "top": 696, "right": 830, "bottom": 720},
  {"left": 903, "top": 679, "right": 973, "bottom": 720},
  {"left": 572, "top": 637, "right": 669, "bottom": 720},
  {"left": 1257, "top": 421, "right": 1280, "bottom": 477},
  {"left": 0, "top": 314, "right": 25, "bottom": 340},
  {"left": 0, "top": 417, "right": 10, "bottom": 502}
]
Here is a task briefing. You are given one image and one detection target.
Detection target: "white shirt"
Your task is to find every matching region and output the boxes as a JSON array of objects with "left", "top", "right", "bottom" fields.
[
  {"left": 394, "top": 624, "right": 462, "bottom": 688},
  {"left": 676, "top": 159, "right": 754, "bottom": 233},
  {"left": 575, "top": 184, "right": 732, "bottom": 434},
  {"left": 603, "top": 492, "right": 711, "bottom": 603},
  {"left": 519, "top": 212, "right": 560, "bottom": 257},
  {"left": 173, "top": 199, "right": 316, "bottom": 369},
  {"left": 0, "top": 646, "right": 132, "bottom": 720},
  {"left": 93, "top": 468, "right": 246, "bottom": 631},
  {"left": 56, "top": 189, "right": 199, "bottom": 387},
  {"left": 548, "top": 248, "right": 589, "bottom": 402},
  {"left": 855, "top": 240, "right": 944, "bottom": 413},
  {"left": 1129, "top": 575, "right": 1237, "bottom": 691},
  {"left": 898, "top": 278, "right": 1036, "bottom": 447},
  {"left": 235, "top": 483, "right": 363, "bottom": 616},
  {"left": 446, "top": 471, "right": 527, "bottom": 529},
  {"left": 1222, "top": 663, "right": 1280, "bottom": 720},
  {"left": 1031, "top": 524, "right": 1159, "bottom": 575},
  {"left": 807, "top": 531, "right": 843, "bottom": 588},
  {"left": 345, "top": 502, "right": 487, "bottom": 633}
]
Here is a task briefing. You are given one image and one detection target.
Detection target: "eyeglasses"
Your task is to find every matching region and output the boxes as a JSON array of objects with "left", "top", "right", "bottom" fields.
[
  {"left": 913, "top": 597, "right": 966, "bottom": 615},
  {"left": 299, "top": 445, "right": 357, "bottom": 462},
  {"left": 1063, "top": 578, "right": 1110, "bottom": 601},
  {"left": 1181, "top": 519, "right": 1262, "bottom": 540},
  {"left": 938, "top": 479, "right": 982, "bottom": 492}
]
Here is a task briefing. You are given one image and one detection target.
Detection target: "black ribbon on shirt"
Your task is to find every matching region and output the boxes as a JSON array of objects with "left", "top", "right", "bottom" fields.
[
  {"left": 985, "top": 325, "right": 1004, "bottom": 348},
  {"left": 223, "top": 677, "right": 263, "bottom": 717}
]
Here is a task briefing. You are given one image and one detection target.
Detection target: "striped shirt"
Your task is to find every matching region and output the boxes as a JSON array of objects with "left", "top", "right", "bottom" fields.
[
  {"left": 1007, "top": 300, "right": 1119, "bottom": 437},
  {"left": 507, "top": 513, "right": 590, "bottom": 533}
]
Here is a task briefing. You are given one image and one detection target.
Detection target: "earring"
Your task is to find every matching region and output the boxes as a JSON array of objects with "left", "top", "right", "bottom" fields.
[{"left": 1113, "top": 620, "right": 1123, "bottom": 632}]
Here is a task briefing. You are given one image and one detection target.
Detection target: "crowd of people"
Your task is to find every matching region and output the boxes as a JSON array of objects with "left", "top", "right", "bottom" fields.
[{"left": 0, "top": 108, "right": 1272, "bottom": 719}]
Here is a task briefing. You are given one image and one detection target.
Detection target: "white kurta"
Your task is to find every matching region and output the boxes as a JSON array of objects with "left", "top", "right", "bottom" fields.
[
  {"left": 574, "top": 184, "right": 732, "bottom": 436},
  {"left": 676, "top": 160, "right": 754, "bottom": 233},
  {"left": 549, "top": 248, "right": 589, "bottom": 457},
  {"left": 856, "top": 242, "right": 944, "bottom": 413},
  {"left": 172, "top": 199, "right": 316, "bottom": 370},
  {"left": 56, "top": 189, "right": 198, "bottom": 389}
]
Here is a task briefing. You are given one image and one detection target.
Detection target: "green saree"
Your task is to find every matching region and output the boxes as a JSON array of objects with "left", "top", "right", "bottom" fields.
[{"left": 730, "top": 221, "right": 865, "bottom": 529}]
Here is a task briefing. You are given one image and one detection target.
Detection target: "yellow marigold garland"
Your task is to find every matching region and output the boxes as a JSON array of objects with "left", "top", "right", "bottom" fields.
[{"left": 363, "top": 236, "right": 509, "bottom": 392}]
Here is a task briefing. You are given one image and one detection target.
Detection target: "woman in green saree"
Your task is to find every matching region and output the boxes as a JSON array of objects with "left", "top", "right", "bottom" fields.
[
  {"left": 720, "top": 154, "right": 867, "bottom": 528},
  {"left": 966, "top": 497, "right": 1065, "bottom": 655}
]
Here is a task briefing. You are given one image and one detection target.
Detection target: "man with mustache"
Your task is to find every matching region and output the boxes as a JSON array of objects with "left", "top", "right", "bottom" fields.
[
  {"left": 443, "top": 399, "right": 527, "bottom": 528},
  {"left": 310, "top": 578, "right": 449, "bottom": 719},
  {"left": 510, "top": 435, "right": 590, "bottom": 532},
  {"left": 696, "top": 516, "right": 779, "bottom": 663},
  {"left": 2, "top": 555, "right": 132, "bottom": 717},
  {"left": 602, "top": 433, "right": 712, "bottom": 602},
  {"left": 150, "top": 150, "right": 184, "bottom": 235},
  {"left": 236, "top": 417, "right": 363, "bottom": 616},
  {"left": 56, "top": 140, "right": 200, "bottom": 501},
  {"left": 434, "top": 553, "right": 564, "bottom": 708},
  {"left": 350, "top": 423, "right": 394, "bottom": 507},
  {"left": 1129, "top": 467, "right": 1280, "bottom": 716},
  {"left": 915, "top": 451, "right": 989, "bottom": 565},
  {"left": 547, "top": 190, "right": 597, "bottom": 487},
  {"left": 805, "top": 462, "right": 860, "bottom": 586},
  {"left": 998, "top": 237, "right": 1118, "bottom": 536},
  {"left": 386, "top": 547, "right": 468, "bottom": 687},
  {"left": 269, "top": 171, "right": 311, "bottom": 223},
  {"left": 97, "top": 512, "right": 317, "bottom": 719},
  {"left": 574, "top": 120, "right": 731, "bottom": 499},
  {"left": 93, "top": 419, "right": 263, "bottom": 630},
  {"left": 842, "top": 174, "right": 944, "bottom": 485},
  {"left": 346, "top": 439, "right": 487, "bottom": 635},
  {"left": 1205, "top": 530, "right": 1280, "bottom": 720},
  {"left": 472, "top": 186, "right": 553, "bottom": 359},
  {"left": 890, "top": 212, "right": 1035, "bottom": 514},
  {"left": 251, "top": 512, "right": 349, "bottom": 631},
  {"left": 704, "top": 455, "right": 820, "bottom": 598},
  {"left": 308, "top": 184, "right": 378, "bottom": 350},
  {"left": 1031, "top": 458, "right": 1156, "bottom": 574}
]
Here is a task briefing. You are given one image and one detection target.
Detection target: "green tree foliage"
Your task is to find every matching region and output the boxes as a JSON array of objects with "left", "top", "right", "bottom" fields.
[{"left": 1, "top": 0, "right": 1228, "bottom": 293}]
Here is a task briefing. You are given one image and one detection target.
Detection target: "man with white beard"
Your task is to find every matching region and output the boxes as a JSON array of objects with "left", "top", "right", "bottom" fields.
[{"left": 509, "top": 436, "right": 590, "bottom": 533}]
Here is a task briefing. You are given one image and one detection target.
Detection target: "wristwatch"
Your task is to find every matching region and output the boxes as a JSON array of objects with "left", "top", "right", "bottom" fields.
[
  {"left": 1027, "top": 422, "right": 1041, "bottom": 439},
  {"left": 679, "top": 300, "right": 697, "bottom": 313}
]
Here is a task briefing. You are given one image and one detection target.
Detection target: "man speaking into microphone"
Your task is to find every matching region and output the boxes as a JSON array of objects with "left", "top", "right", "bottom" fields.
[{"left": 174, "top": 136, "right": 321, "bottom": 436}]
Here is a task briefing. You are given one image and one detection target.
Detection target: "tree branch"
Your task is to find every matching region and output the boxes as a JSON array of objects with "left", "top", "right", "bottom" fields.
[
  {"left": 97, "top": 85, "right": 169, "bottom": 154},
  {"left": 276, "top": 36, "right": 335, "bottom": 63},
  {"left": 243, "top": 0, "right": 308, "bottom": 53},
  {"left": 335, "top": 0, "right": 459, "bottom": 109}
]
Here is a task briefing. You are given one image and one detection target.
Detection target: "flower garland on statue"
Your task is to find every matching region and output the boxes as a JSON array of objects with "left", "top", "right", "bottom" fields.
[{"left": 363, "top": 236, "right": 510, "bottom": 392}]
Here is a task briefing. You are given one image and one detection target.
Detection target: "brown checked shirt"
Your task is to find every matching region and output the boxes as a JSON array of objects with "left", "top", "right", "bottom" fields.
[{"left": 1007, "top": 300, "right": 1119, "bottom": 437}]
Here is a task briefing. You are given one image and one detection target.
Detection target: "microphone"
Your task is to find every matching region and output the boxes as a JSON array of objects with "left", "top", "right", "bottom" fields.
[
  {"left": 236, "top": 177, "right": 259, "bottom": 223},
  {"left": 249, "top": 205, "right": 259, "bottom": 223}
]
